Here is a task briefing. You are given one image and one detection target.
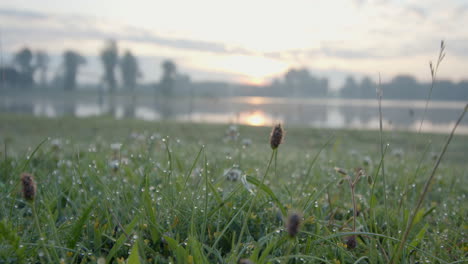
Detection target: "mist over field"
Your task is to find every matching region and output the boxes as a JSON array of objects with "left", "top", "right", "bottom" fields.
[{"left": 1, "top": 1, "right": 467, "bottom": 263}]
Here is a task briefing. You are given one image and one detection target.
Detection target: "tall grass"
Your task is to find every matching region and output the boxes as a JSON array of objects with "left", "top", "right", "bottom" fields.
[{"left": 0, "top": 112, "right": 466, "bottom": 263}]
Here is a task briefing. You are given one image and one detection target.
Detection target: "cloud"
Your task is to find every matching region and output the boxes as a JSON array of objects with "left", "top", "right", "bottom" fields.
[
  {"left": 0, "top": 8, "right": 252, "bottom": 55},
  {"left": 404, "top": 6, "right": 427, "bottom": 19},
  {"left": 0, "top": 8, "right": 47, "bottom": 19}
]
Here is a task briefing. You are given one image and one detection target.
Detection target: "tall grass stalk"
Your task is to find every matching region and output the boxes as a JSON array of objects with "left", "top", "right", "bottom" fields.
[
  {"left": 391, "top": 104, "right": 467, "bottom": 263},
  {"left": 31, "top": 202, "right": 53, "bottom": 262},
  {"left": 234, "top": 148, "right": 276, "bottom": 258},
  {"left": 419, "top": 41, "right": 446, "bottom": 133},
  {"left": 377, "top": 73, "right": 390, "bottom": 243}
]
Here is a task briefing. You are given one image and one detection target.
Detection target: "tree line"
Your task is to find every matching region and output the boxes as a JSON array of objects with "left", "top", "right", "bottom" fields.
[
  {"left": 340, "top": 75, "right": 468, "bottom": 101},
  {"left": 0, "top": 40, "right": 177, "bottom": 94},
  {"left": 1, "top": 40, "right": 467, "bottom": 101}
]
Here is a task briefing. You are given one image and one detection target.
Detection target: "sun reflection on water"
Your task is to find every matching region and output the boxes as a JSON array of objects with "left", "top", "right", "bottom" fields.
[{"left": 242, "top": 110, "right": 275, "bottom": 126}]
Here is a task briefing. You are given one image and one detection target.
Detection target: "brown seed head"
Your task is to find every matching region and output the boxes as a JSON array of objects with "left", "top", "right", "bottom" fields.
[
  {"left": 334, "top": 167, "right": 348, "bottom": 176},
  {"left": 346, "top": 235, "right": 357, "bottom": 250},
  {"left": 21, "top": 173, "right": 36, "bottom": 201},
  {"left": 270, "top": 123, "right": 283, "bottom": 149},
  {"left": 286, "top": 212, "right": 302, "bottom": 238},
  {"left": 238, "top": 259, "right": 254, "bottom": 264}
]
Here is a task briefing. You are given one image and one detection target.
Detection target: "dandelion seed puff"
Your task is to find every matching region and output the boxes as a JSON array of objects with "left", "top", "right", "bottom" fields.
[
  {"left": 110, "top": 143, "right": 122, "bottom": 151},
  {"left": 224, "top": 168, "right": 242, "bottom": 182},
  {"left": 225, "top": 125, "right": 240, "bottom": 142},
  {"left": 51, "top": 138, "right": 62, "bottom": 151},
  {"left": 109, "top": 160, "right": 120, "bottom": 172},
  {"left": 270, "top": 123, "right": 284, "bottom": 149},
  {"left": 21, "top": 173, "right": 36, "bottom": 201}
]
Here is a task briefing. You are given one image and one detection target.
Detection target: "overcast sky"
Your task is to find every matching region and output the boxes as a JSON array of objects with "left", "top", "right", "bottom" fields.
[{"left": 1, "top": 0, "right": 467, "bottom": 88}]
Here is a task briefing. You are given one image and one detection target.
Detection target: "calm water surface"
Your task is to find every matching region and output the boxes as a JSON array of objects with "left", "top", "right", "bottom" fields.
[{"left": 1, "top": 91, "right": 467, "bottom": 134}]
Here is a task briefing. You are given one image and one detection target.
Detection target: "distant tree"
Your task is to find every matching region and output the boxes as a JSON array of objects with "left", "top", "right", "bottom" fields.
[
  {"left": 100, "top": 40, "right": 118, "bottom": 92},
  {"left": 160, "top": 60, "right": 177, "bottom": 96},
  {"left": 35, "top": 51, "right": 49, "bottom": 87},
  {"left": 13, "top": 48, "right": 35, "bottom": 88},
  {"left": 119, "top": 51, "right": 141, "bottom": 90},
  {"left": 0, "top": 67, "right": 21, "bottom": 88},
  {"left": 284, "top": 68, "right": 327, "bottom": 97},
  {"left": 63, "top": 50, "right": 86, "bottom": 91},
  {"left": 341, "top": 76, "right": 359, "bottom": 98},
  {"left": 386, "top": 75, "right": 419, "bottom": 99},
  {"left": 359, "top": 76, "right": 374, "bottom": 98}
]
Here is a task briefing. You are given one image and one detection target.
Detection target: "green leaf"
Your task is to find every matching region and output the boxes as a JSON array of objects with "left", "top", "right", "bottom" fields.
[
  {"left": 188, "top": 236, "right": 208, "bottom": 263},
  {"left": 246, "top": 175, "right": 286, "bottom": 216},
  {"left": 143, "top": 184, "right": 160, "bottom": 244},
  {"left": 0, "top": 220, "right": 26, "bottom": 261},
  {"left": 370, "top": 194, "right": 378, "bottom": 209},
  {"left": 413, "top": 209, "right": 425, "bottom": 226},
  {"left": 127, "top": 242, "right": 141, "bottom": 264},
  {"left": 410, "top": 223, "right": 428, "bottom": 248},
  {"left": 163, "top": 236, "right": 188, "bottom": 264},
  {"left": 106, "top": 216, "right": 140, "bottom": 264},
  {"left": 67, "top": 198, "right": 97, "bottom": 249}
]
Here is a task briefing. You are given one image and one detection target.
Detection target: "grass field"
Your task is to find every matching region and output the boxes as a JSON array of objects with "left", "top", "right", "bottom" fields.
[{"left": 0, "top": 113, "right": 467, "bottom": 263}]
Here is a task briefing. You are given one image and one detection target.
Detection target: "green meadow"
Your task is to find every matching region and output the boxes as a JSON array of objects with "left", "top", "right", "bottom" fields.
[{"left": 0, "top": 113, "right": 467, "bottom": 263}]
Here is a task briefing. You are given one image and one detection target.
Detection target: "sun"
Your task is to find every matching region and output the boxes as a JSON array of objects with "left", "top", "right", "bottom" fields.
[
  {"left": 242, "top": 77, "right": 266, "bottom": 86},
  {"left": 245, "top": 111, "right": 267, "bottom": 126}
]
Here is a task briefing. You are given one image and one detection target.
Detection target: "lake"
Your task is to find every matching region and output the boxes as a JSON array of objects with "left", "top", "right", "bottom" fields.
[{"left": 1, "top": 90, "right": 467, "bottom": 134}]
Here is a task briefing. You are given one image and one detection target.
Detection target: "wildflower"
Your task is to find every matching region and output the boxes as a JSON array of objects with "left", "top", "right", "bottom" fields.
[
  {"left": 110, "top": 143, "right": 122, "bottom": 151},
  {"left": 21, "top": 173, "right": 36, "bottom": 201},
  {"left": 391, "top": 148, "right": 404, "bottom": 158},
  {"left": 240, "top": 174, "right": 255, "bottom": 194},
  {"left": 270, "top": 123, "right": 284, "bottom": 149},
  {"left": 110, "top": 143, "right": 122, "bottom": 159},
  {"left": 286, "top": 211, "right": 302, "bottom": 238},
  {"left": 51, "top": 138, "right": 62, "bottom": 151},
  {"left": 242, "top": 138, "right": 252, "bottom": 148},
  {"left": 363, "top": 156, "right": 372, "bottom": 166},
  {"left": 224, "top": 125, "right": 240, "bottom": 142},
  {"left": 224, "top": 168, "right": 242, "bottom": 182},
  {"left": 109, "top": 160, "right": 119, "bottom": 172}
]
